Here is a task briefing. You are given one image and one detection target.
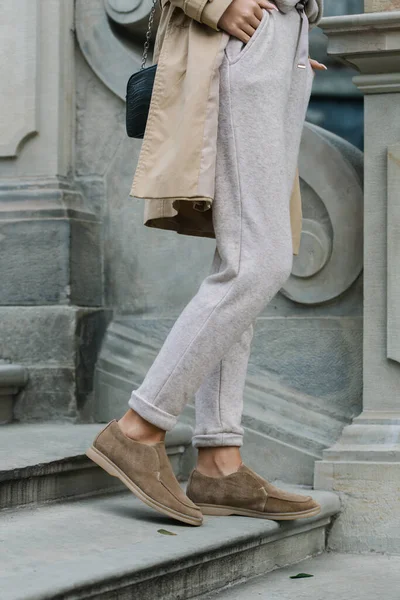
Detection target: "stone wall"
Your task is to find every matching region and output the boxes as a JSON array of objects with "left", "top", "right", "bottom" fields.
[{"left": 0, "top": 0, "right": 108, "bottom": 422}]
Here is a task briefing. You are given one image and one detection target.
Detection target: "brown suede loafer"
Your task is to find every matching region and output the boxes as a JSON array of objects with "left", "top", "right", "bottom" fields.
[
  {"left": 86, "top": 420, "right": 203, "bottom": 526},
  {"left": 186, "top": 464, "right": 321, "bottom": 520}
]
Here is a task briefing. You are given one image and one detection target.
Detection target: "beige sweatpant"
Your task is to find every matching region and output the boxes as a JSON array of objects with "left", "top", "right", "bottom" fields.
[{"left": 129, "top": 3, "right": 314, "bottom": 447}]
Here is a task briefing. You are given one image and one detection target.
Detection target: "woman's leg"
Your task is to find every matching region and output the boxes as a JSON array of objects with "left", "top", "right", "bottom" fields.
[
  {"left": 192, "top": 249, "right": 254, "bottom": 449},
  {"left": 191, "top": 7, "right": 316, "bottom": 479},
  {"left": 125, "top": 9, "right": 302, "bottom": 433}
]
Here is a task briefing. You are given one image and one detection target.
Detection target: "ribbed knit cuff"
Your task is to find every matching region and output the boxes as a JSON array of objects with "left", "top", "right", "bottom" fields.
[
  {"left": 192, "top": 432, "right": 244, "bottom": 448},
  {"left": 128, "top": 391, "right": 178, "bottom": 431}
]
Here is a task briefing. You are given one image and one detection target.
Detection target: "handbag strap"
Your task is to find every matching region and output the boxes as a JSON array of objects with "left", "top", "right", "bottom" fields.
[{"left": 141, "top": 0, "right": 158, "bottom": 69}]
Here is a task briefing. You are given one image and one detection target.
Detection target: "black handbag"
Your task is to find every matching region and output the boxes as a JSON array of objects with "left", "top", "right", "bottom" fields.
[{"left": 126, "top": 0, "right": 158, "bottom": 139}]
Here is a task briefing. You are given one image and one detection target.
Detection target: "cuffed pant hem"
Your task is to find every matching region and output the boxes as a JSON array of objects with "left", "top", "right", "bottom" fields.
[
  {"left": 192, "top": 432, "right": 244, "bottom": 448},
  {"left": 128, "top": 391, "right": 177, "bottom": 431}
]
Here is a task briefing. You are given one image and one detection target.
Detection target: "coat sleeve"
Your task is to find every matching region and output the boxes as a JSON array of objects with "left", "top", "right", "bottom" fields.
[{"left": 165, "top": 0, "right": 233, "bottom": 31}]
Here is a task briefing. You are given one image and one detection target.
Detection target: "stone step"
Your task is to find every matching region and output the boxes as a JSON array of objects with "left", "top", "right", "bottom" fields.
[
  {"left": 0, "top": 422, "right": 194, "bottom": 510},
  {"left": 243, "top": 404, "right": 328, "bottom": 455},
  {"left": 1, "top": 485, "right": 340, "bottom": 600},
  {"left": 198, "top": 552, "right": 400, "bottom": 600},
  {"left": 245, "top": 374, "right": 348, "bottom": 445}
]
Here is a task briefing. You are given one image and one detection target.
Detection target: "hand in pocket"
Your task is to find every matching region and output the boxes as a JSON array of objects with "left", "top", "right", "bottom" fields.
[{"left": 218, "top": 0, "right": 278, "bottom": 44}]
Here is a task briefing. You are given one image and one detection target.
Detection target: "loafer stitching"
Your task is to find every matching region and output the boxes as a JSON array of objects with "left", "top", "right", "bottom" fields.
[{"left": 159, "top": 478, "right": 201, "bottom": 512}]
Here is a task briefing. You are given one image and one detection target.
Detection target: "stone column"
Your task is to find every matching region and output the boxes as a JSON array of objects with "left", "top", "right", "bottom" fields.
[
  {"left": 315, "top": 9, "right": 400, "bottom": 552},
  {"left": 0, "top": 0, "right": 107, "bottom": 422}
]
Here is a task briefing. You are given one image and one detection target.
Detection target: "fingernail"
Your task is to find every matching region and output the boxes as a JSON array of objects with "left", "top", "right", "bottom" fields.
[{"left": 322, "top": 65, "right": 328, "bottom": 70}]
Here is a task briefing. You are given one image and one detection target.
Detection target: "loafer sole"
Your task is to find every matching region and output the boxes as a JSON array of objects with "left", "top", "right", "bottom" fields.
[
  {"left": 86, "top": 446, "right": 203, "bottom": 527},
  {"left": 196, "top": 503, "right": 321, "bottom": 520}
]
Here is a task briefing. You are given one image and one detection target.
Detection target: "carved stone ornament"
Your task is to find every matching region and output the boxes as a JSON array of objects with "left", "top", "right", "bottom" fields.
[
  {"left": 281, "top": 123, "right": 364, "bottom": 305},
  {"left": 76, "top": 0, "right": 157, "bottom": 100}
]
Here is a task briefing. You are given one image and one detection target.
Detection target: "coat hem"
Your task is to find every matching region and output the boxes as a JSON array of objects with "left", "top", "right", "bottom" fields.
[{"left": 129, "top": 192, "right": 300, "bottom": 254}]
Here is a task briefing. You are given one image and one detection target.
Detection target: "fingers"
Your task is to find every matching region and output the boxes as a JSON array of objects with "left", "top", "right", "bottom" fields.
[
  {"left": 309, "top": 58, "right": 328, "bottom": 70},
  {"left": 237, "top": 29, "right": 251, "bottom": 44},
  {"left": 253, "top": 3, "right": 264, "bottom": 20},
  {"left": 219, "top": 0, "right": 277, "bottom": 45},
  {"left": 241, "top": 22, "right": 257, "bottom": 38},
  {"left": 230, "top": 24, "right": 251, "bottom": 44},
  {"left": 247, "top": 13, "right": 261, "bottom": 29}
]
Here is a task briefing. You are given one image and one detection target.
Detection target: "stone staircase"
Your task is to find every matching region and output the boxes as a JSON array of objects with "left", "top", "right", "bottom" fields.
[{"left": 1, "top": 422, "right": 340, "bottom": 600}]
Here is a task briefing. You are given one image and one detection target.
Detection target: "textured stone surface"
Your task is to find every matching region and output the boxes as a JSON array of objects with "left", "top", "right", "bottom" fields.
[
  {"left": 203, "top": 553, "right": 400, "bottom": 599},
  {"left": 0, "top": 307, "right": 109, "bottom": 421},
  {"left": 0, "top": 307, "right": 77, "bottom": 364},
  {"left": 0, "top": 422, "right": 194, "bottom": 509},
  {"left": 365, "top": 0, "right": 400, "bottom": 11},
  {"left": 0, "top": 488, "right": 339, "bottom": 600},
  {"left": 0, "top": 214, "right": 102, "bottom": 306},
  {"left": 315, "top": 462, "right": 400, "bottom": 553},
  {"left": 14, "top": 367, "right": 77, "bottom": 422},
  {"left": 0, "top": 217, "right": 70, "bottom": 304}
]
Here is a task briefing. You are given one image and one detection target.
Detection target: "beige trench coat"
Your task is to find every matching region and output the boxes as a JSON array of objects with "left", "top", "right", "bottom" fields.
[{"left": 130, "top": 0, "right": 323, "bottom": 255}]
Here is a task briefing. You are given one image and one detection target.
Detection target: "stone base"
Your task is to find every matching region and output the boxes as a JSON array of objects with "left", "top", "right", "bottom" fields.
[
  {"left": 315, "top": 411, "right": 400, "bottom": 553},
  {"left": 212, "top": 553, "right": 400, "bottom": 599},
  {"left": 0, "top": 307, "right": 111, "bottom": 422},
  {"left": 315, "top": 460, "right": 400, "bottom": 553}
]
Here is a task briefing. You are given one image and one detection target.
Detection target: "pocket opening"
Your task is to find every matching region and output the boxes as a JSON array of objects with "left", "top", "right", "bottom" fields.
[{"left": 225, "top": 9, "right": 271, "bottom": 66}]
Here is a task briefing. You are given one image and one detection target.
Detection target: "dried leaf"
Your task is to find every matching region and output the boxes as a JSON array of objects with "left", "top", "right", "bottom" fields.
[{"left": 157, "top": 529, "right": 177, "bottom": 536}]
